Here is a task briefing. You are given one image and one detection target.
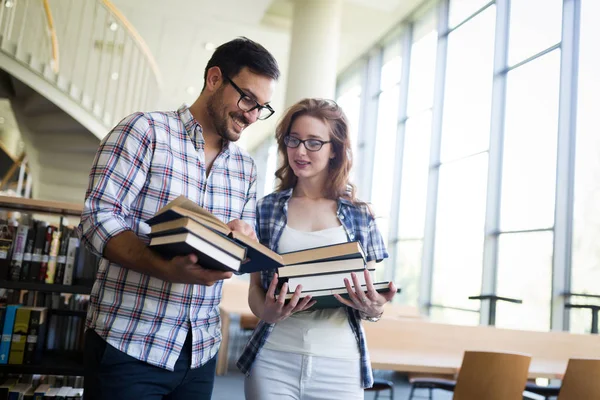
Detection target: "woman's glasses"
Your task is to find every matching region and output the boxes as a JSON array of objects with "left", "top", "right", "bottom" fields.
[{"left": 284, "top": 135, "right": 331, "bottom": 152}]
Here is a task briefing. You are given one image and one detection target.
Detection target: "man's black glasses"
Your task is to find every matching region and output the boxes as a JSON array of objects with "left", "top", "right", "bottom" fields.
[
  {"left": 225, "top": 76, "right": 274, "bottom": 120},
  {"left": 284, "top": 135, "right": 332, "bottom": 152}
]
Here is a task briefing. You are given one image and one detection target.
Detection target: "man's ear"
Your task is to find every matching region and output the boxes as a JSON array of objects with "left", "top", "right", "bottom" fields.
[{"left": 205, "top": 66, "right": 223, "bottom": 92}]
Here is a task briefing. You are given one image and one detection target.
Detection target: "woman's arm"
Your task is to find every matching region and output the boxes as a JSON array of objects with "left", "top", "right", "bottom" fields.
[{"left": 248, "top": 271, "right": 267, "bottom": 318}]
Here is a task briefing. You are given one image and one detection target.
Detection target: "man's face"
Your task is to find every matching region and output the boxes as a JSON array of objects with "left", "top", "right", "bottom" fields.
[{"left": 207, "top": 67, "right": 276, "bottom": 142}]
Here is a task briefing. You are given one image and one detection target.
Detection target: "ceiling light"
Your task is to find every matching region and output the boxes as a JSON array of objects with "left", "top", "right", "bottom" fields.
[
  {"left": 204, "top": 42, "right": 216, "bottom": 51},
  {"left": 109, "top": 22, "right": 118, "bottom": 31},
  {"left": 111, "top": 72, "right": 119, "bottom": 80},
  {"left": 4, "top": 0, "right": 13, "bottom": 8},
  {"left": 186, "top": 86, "right": 195, "bottom": 95}
]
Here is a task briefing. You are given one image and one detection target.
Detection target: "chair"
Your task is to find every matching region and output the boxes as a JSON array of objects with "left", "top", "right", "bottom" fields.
[
  {"left": 408, "top": 351, "right": 531, "bottom": 400},
  {"left": 557, "top": 358, "right": 600, "bottom": 400},
  {"left": 364, "top": 378, "right": 394, "bottom": 399}
]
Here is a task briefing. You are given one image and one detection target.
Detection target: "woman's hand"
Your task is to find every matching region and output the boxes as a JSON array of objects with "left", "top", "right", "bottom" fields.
[
  {"left": 333, "top": 268, "right": 397, "bottom": 318},
  {"left": 261, "top": 273, "right": 316, "bottom": 324}
]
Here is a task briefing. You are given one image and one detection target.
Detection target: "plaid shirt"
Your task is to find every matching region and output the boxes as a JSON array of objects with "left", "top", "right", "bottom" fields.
[
  {"left": 78, "top": 104, "right": 257, "bottom": 371},
  {"left": 236, "top": 188, "right": 388, "bottom": 388}
]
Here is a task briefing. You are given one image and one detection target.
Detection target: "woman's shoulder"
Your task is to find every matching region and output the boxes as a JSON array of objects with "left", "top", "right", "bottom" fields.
[{"left": 341, "top": 197, "right": 376, "bottom": 219}]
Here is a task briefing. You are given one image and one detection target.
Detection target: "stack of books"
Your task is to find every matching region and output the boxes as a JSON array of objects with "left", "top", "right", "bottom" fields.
[
  {"left": 146, "top": 196, "right": 284, "bottom": 274},
  {"left": 147, "top": 196, "right": 392, "bottom": 309},
  {"left": 276, "top": 241, "right": 391, "bottom": 309}
]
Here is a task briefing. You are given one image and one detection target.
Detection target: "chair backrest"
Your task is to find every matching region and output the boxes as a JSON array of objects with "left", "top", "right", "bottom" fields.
[
  {"left": 453, "top": 351, "right": 531, "bottom": 400},
  {"left": 557, "top": 358, "right": 600, "bottom": 400}
]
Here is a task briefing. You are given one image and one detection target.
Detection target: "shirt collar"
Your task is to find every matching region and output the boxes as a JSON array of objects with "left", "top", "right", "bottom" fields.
[{"left": 177, "top": 104, "right": 204, "bottom": 150}]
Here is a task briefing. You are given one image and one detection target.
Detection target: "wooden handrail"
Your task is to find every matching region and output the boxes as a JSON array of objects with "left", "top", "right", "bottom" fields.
[
  {"left": 100, "top": 0, "right": 163, "bottom": 87},
  {"left": 42, "top": 0, "right": 59, "bottom": 73}
]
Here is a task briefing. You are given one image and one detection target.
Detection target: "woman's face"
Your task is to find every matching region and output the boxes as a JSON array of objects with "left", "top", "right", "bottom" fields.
[{"left": 286, "top": 115, "right": 335, "bottom": 183}]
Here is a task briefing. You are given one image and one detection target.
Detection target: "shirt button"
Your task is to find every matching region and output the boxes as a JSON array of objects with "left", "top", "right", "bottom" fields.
[
  {"left": 349, "top": 234, "right": 355, "bottom": 240},
  {"left": 340, "top": 215, "right": 345, "bottom": 220}
]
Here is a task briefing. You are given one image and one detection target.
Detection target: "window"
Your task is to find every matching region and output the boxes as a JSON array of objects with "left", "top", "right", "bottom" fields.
[
  {"left": 500, "top": 51, "right": 561, "bottom": 232},
  {"left": 508, "top": 0, "right": 563, "bottom": 65},
  {"left": 571, "top": 0, "right": 600, "bottom": 334},
  {"left": 431, "top": 153, "right": 488, "bottom": 312},
  {"left": 440, "top": 5, "right": 495, "bottom": 161}
]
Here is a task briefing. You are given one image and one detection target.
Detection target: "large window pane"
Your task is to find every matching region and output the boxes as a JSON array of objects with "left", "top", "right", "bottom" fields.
[
  {"left": 431, "top": 154, "right": 488, "bottom": 314},
  {"left": 508, "top": 0, "right": 563, "bottom": 66},
  {"left": 407, "top": 12, "right": 438, "bottom": 116},
  {"left": 337, "top": 82, "right": 362, "bottom": 175},
  {"left": 495, "top": 231, "right": 553, "bottom": 331},
  {"left": 448, "top": 0, "right": 491, "bottom": 29},
  {"left": 441, "top": 6, "right": 495, "bottom": 161},
  {"left": 394, "top": 239, "right": 422, "bottom": 306},
  {"left": 371, "top": 85, "right": 400, "bottom": 241},
  {"left": 571, "top": 0, "right": 600, "bottom": 333},
  {"left": 380, "top": 40, "right": 402, "bottom": 91},
  {"left": 500, "top": 51, "right": 560, "bottom": 231},
  {"left": 398, "top": 111, "right": 432, "bottom": 239}
]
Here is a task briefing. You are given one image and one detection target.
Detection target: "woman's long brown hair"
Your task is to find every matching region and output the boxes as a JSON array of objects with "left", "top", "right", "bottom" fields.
[{"left": 274, "top": 98, "right": 359, "bottom": 203}]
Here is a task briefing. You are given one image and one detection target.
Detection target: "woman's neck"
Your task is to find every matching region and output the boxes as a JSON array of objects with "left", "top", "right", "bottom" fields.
[{"left": 293, "top": 179, "right": 328, "bottom": 200}]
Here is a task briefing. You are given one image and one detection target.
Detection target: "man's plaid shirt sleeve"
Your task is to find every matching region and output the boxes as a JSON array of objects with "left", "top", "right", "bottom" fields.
[{"left": 78, "top": 112, "right": 153, "bottom": 256}]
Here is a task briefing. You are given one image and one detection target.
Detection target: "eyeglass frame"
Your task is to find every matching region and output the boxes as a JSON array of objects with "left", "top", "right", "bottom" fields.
[
  {"left": 284, "top": 135, "right": 332, "bottom": 152},
  {"left": 224, "top": 76, "right": 275, "bottom": 120}
]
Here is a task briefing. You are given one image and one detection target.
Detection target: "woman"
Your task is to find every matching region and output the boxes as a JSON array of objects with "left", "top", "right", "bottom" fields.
[{"left": 237, "top": 98, "right": 397, "bottom": 399}]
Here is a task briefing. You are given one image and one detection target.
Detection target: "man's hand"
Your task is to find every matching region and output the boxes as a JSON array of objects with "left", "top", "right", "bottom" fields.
[
  {"left": 168, "top": 254, "right": 233, "bottom": 286},
  {"left": 227, "top": 219, "right": 257, "bottom": 241},
  {"left": 261, "top": 273, "right": 316, "bottom": 324}
]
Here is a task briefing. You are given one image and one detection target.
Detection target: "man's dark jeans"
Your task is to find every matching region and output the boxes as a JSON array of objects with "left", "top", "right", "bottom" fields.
[{"left": 84, "top": 329, "right": 217, "bottom": 400}]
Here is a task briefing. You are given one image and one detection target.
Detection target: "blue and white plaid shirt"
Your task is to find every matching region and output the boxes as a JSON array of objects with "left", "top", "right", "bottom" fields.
[
  {"left": 236, "top": 188, "right": 388, "bottom": 388},
  {"left": 78, "top": 104, "right": 257, "bottom": 371}
]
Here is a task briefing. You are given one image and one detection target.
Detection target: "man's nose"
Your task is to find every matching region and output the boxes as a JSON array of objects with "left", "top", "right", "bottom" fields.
[{"left": 244, "top": 109, "right": 259, "bottom": 124}]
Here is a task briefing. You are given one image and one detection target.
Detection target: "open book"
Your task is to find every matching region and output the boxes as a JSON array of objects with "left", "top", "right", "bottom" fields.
[{"left": 147, "top": 196, "right": 370, "bottom": 275}]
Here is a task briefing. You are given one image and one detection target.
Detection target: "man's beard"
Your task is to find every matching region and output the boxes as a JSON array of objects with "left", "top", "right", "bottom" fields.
[{"left": 206, "top": 89, "right": 248, "bottom": 142}]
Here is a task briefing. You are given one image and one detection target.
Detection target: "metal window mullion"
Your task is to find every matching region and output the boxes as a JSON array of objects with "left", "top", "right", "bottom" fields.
[
  {"left": 552, "top": 0, "right": 580, "bottom": 332},
  {"left": 480, "top": 0, "right": 510, "bottom": 326},
  {"left": 420, "top": 0, "right": 449, "bottom": 316},
  {"left": 356, "top": 48, "right": 383, "bottom": 201},
  {"left": 387, "top": 24, "right": 413, "bottom": 283}
]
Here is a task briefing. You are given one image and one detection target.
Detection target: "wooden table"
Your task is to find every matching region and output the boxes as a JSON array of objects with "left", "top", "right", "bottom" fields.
[{"left": 364, "top": 318, "right": 600, "bottom": 379}]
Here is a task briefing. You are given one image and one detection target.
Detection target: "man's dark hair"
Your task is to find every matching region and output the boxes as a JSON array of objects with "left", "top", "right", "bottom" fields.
[{"left": 203, "top": 37, "right": 280, "bottom": 90}]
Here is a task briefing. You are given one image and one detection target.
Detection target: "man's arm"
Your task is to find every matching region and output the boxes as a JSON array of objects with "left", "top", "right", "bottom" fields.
[{"left": 104, "top": 231, "right": 232, "bottom": 285}]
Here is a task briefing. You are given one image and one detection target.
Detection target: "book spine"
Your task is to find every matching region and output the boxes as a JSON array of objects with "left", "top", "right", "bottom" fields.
[
  {"left": 44, "top": 229, "right": 62, "bottom": 284},
  {"left": 8, "top": 224, "right": 29, "bottom": 281},
  {"left": 0, "top": 305, "right": 19, "bottom": 364},
  {"left": 62, "top": 237, "right": 79, "bottom": 285},
  {"left": 23, "top": 309, "right": 44, "bottom": 364},
  {"left": 8, "top": 307, "right": 31, "bottom": 364}
]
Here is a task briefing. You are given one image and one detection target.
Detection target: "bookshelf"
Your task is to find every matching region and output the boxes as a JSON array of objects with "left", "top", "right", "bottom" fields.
[{"left": 0, "top": 196, "right": 91, "bottom": 376}]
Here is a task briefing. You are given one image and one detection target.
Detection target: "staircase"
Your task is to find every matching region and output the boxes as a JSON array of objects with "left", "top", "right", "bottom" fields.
[{"left": 0, "top": 0, "right": 161, "bottom": 203}]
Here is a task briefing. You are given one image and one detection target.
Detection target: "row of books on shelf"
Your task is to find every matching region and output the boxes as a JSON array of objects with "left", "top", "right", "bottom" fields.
[
  {"left": 1, "top": 377, "right": 83, "bottom": 399},
  {"left": 0, "top": 293, "right": 88, "bottom": 365},
  {"left": 0, "top": 212, "right": 99, "bottom": 285},
  {"left": 147, "top": 197, "right": 392, "bottom": 309}
]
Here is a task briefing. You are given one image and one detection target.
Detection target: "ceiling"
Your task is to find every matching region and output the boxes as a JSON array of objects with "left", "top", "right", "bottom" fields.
[{"left": 109, "top": 0, "right": 424, "bottom": 150}]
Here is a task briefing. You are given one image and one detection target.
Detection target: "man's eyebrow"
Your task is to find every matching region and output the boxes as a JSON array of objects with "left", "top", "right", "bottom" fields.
[{"left": 239, "top": 87, "right": 270, "bottom": 106}]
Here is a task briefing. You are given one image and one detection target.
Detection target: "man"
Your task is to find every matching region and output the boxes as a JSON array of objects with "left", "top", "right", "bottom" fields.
[{"left": 78, "top": 37, "right": 279, "bottom": 399}]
